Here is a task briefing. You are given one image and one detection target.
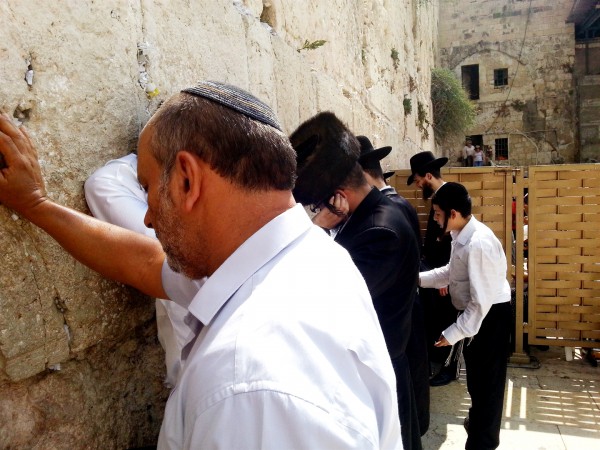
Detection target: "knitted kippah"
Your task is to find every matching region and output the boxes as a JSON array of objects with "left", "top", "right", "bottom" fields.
[{"left": 182, "top": 81, "right": 282, "bottom": 131}]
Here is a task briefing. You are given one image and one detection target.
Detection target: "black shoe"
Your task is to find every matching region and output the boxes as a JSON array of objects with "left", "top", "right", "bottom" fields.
[{"left": 429, "top": 367, "right": 457, "bottom": 387}]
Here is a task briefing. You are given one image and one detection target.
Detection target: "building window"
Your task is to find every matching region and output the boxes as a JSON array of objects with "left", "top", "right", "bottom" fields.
[
  {"left": 495, "top": 137, "right": 509, "bottom": 160},
  {"left": 461, "top": 64, "right": 480, "bottom": 100},
  {"left": 494, "top": 68, "right": 508, "bottom": 87}
]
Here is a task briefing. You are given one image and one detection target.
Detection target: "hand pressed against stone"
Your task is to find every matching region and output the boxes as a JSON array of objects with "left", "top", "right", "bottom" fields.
[
  {"left": 0, "top": 113, "right": 167, "bottom": 299},
  {"left": 0, "top": 113, "right": 48, "bottom": 214}
]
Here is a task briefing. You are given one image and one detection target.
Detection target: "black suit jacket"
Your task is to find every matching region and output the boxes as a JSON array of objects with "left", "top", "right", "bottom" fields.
[
  {"left": 335, "top": 187, "right": 419, "bottom": 359},
  {"left": 380, "top": 186, "right": 422, "bottom": 249}
]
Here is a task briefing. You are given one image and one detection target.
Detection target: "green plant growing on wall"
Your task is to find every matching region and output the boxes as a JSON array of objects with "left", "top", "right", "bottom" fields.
[
  {"left": 297, "top": 39, "right": 327, "bottom": 52},
  {"left": 511, "top": 99, "right": 526, "bottom": 112},
  {"left": 391, "top": 47, "right": 399, "bottom": 70},
  {"left": 417, "top": 101, "right": 429, "bottom": 140},
  {"left": 403, "top": 97, "right": 412, "bottom": 116},
  {"left": 430, "top": 68, "right": 475, "bottom": 145}
]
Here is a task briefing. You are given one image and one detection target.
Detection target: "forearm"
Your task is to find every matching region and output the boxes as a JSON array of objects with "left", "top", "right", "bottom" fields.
[
  {"left": 20, "top": 199, "right": 167, "bottom": 299},
  {"left": 419, "top": 264, "right": 450, "bottom": 289}
]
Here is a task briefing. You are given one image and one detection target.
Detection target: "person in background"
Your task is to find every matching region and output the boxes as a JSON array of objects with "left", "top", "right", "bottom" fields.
[
  {"left": 0, "top": 81, "right": 401, "bottom": 449},
  {"left": 357, "top": 135, "right": 430, "bottom": 437},
  {"left": 291, "top": 112, "right": 422, "bottom": 450},
  {"left": 473, "top": 145, "right": 484, "bottom": 167},
  {"left": 462, "top": 138, "right": 475, "bottom": 167},
  {"left": 484, "top": 145, "right": 493, "bottom": 166},
  {"left": 357, "top": 136, "right": 421, "bottom": 242},
  {"left": 85, "top": 153, "right": 200, "bottom": 388},
  {"left": 407, "top": 151, "right": 459, "bottom": 387},
  {"left": 419, "top": 182, "right": 511, "bottom": 450}
]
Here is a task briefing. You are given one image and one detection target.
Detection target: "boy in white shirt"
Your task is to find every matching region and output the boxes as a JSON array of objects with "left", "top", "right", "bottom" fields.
[{"left": 419, "top": 182, "right": 511, "bottom": 450}]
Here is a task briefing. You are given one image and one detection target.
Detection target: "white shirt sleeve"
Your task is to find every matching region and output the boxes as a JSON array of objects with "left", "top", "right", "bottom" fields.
[
  {"left": 420, "top": 264, "right": 450, "bottom": 289},
  {"left": 84, "top": 153, "right": 201, "bottom": 387},
  {"left": 84, "top": 153, "right": 156, "bottom": 237}
]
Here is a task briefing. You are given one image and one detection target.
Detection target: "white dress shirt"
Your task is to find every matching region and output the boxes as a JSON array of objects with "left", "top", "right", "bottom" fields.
[
  {"left": 84, "top": 154, "right": 202, "bottom": 387},
  {"left": 159, "top": 205, "right": 402, "bottom": 450},
  {"left": 420, "top": 216, "right": 511, "bottom": 345}
]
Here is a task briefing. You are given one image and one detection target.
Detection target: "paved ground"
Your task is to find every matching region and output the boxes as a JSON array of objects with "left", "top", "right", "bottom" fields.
[{"left": 422, "top": 346, "right": 600, "bottom": 450}]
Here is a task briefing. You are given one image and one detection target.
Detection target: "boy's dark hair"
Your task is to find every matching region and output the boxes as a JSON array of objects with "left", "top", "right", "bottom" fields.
[{"left": 432, "top": 182, "right": 472, "bottom": 218}]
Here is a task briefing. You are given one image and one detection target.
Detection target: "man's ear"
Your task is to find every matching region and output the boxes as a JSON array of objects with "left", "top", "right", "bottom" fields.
[{"left": 173, "top": 151, "right": 202, "bottom": 212}]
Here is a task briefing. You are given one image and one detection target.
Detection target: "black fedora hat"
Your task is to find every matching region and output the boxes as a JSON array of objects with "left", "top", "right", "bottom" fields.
[
  {"left": 407, "top": 151, "right": 448, "bottom": 185},
  {"left": 357, "top": 135, "right": 392, "bottom": 171},
  {"left": 290, "top": 112, "right": 360, "bottom": 206}
]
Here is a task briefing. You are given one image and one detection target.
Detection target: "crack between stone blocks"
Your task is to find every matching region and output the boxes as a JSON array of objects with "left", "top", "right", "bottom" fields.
[
  {"left": 22, "top": 226, "right": 72, "bottom": 368},
  {"left": 23, "top": 239, "right": 50, "bottom": 367}
]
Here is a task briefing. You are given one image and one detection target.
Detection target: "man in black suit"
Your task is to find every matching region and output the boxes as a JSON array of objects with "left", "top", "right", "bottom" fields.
[
  {"left": 291, "top": 114, "right": 422, "bottom": 450},
  {"left": 407, "top": 151, "right": 459, "bottom": 386},
  {"left": 357, "top": 136, "right": 430, "bottom": 437}
]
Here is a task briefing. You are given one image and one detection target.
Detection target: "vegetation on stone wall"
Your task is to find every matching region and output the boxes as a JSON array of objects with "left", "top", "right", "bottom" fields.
[
  {"left": 297, "top": 39, "right": 327, "bottom": 52},
  {"left": 391, "top": 47, "right": 400, "bottom": 70},
  {"left": 403, "top": 97, "right": 412, "bottom": 115},
  {"left": 430, "top": 68, "right": 475, "bottom": 144},
  {"left": 417, "top": 100, "right": 429, "bottom": 140}
]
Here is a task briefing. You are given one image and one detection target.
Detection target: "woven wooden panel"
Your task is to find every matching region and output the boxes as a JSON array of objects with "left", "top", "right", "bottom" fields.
[
  {"left": 528, "top": 164, "right": 600, "bottom": 347},
  {"left": 390, "top": 164, "right": 600, "bottom": 348}
]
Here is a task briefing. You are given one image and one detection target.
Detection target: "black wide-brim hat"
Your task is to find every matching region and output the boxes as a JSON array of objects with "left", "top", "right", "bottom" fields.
[
  {"left": 407, "top": 151, "right": 448, "bottom": 185},
  {"left": 290, "top": 112, "right": 360, "bottom": 206},
  {"left": 356, "top": 135, "right": 392, "bottom": 172}
]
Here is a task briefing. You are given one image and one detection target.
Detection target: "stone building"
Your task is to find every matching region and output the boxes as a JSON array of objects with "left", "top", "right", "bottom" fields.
[
  {"left": 0, "top": 1, "right": 438, "bottom": 447},
  {"left": 570, "top": 0, "right": 600, "bottom": 163},
  {"left": 438, "top": 0, "right": 578, "bottom": 166}
]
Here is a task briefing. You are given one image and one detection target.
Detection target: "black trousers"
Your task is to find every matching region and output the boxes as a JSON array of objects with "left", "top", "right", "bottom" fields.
[
  {"left": 392, "top": 354, "right": 422, "bottom": 450},
  {"left": 406, "top": 294, "right": 430, "bottom": 435},
  {"left": 420, "top": 287, "right": 458, "bottom": 366},
  {"left": 464, "top": 302, "right": 511, "bottom": 450}
]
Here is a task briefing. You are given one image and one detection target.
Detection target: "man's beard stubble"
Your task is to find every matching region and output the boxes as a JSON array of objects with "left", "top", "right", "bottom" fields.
[{"left": 156, "top": 181, "right": 211, "bottom": 280}]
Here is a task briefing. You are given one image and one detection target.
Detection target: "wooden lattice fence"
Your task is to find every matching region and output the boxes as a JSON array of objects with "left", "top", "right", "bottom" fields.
[
  {"left": 527, "top": 164, "right": 600, "bottom": 348},
  {"left": 389, "top": 164, "right": 600, "bottom": 356}
]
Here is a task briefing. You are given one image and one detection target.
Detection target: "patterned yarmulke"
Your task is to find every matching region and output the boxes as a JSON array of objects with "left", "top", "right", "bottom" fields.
[{"left": 182, "top": 81, "right": 282, "bottom": 131}]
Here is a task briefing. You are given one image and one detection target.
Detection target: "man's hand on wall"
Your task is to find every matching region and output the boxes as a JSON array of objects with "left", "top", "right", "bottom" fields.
[{"left": 0, "top": 114, "right": 48, "bottom": 216}]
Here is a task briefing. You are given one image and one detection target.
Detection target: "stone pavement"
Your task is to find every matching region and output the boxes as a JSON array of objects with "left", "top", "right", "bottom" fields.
[{"left": 422, "top": 346, "right": 600, "bottom": 450}]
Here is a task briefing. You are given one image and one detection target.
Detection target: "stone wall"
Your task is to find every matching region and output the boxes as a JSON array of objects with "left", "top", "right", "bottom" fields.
[
  {"left": 438, "top": 0, "right": 576, "bottom": 166},
  {"left": 0, "top": 1, "right": 438, "bottom": 447},
  {"left": 575, "top": 39, "right": 600, "bottom": 163}
]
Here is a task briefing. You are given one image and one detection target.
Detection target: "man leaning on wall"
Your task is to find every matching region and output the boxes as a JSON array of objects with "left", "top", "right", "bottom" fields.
[{"left": 0, "top": 81, "right": 402, "bottom": 449}]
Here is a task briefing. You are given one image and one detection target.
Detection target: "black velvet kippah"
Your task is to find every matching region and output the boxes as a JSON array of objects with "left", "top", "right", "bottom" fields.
[{"left": 182, "top": 81, "right": 282, "bottom": 131}]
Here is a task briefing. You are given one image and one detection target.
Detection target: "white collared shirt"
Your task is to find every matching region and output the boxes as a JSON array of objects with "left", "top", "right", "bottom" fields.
[
  {"left": 159, "top": 205, "right": 402, "bottom": 449},
  {"left": 419, "top": 216, "right": 511, "bottom": 345}
]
